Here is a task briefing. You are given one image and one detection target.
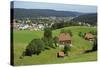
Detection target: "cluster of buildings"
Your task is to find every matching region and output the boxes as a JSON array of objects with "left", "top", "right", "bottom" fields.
[
  {"left": 12, "top": 16, "right": 74, "bottom": 31},
  {"left": 12, "top": 16, "right": 92, "bottom": 31},
  {"left": 57, "top": 32, "right": 95, "bottom": 57},
  {"left": 78, "top": 22, "right": 91, "bottom": 26},
  {"left": 13, "top": 19, "right": 46, "bottom": 31}
]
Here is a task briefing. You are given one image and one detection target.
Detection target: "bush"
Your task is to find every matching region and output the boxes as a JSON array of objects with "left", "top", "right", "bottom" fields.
[
  {"left": 48, "top": 39, "right": 54, "bottom": 48},
  {"left": 92, "top": 38, "right": 97, "bottom": 51},
  {"left": 53, "top": 36, "right": 58, "bottom": 47},
  {"left": 25, "top": 39, "right": 45, "bottom": 56},
  {"left": 78, "top": 32, "right": 85, "bottom": 37},
  {"left": 63, "top": 44, "right": 71, "bottom": 56},
  {"left": 42, "top": 38, "right": 54, "bottom": 49},
  {"left": 43, "top": 27, "right": 54, "bottom": 48}
]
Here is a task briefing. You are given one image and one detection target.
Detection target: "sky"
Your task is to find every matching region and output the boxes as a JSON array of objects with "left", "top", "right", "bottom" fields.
[{"left": 12, "top": 1, "right": 97, "bottom": 13}]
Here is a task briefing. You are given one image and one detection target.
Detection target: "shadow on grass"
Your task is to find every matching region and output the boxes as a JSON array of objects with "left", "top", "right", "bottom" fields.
[{"left": 84, "top": 49, "right": 97, "bottom": 53}]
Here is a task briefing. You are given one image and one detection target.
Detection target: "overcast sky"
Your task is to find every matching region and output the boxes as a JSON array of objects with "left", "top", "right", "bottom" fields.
[{"left": 12, "top": 1, "right": 97, "bottom": 13}]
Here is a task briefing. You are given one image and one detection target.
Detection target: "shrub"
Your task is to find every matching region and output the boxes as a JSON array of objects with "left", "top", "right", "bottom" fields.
[
  {"left": 48, "top": 39, "right": 54, "bottom": 48},
  {"left": 63, "top": 44, "right": 71, "bottom": 56},
  {"left": 53, "top": 36, "right": 58, "bottom": 47},
  {"left": 42, "top": 37, "right": 54, "bottom": 49},
  {"left": 92, "top": 38, "right": 97, "bottom": 51},
  {"left": 25, "top": 39, "right": 45, "bottom": 56},
  {"left": 43, "top": 27, "right": 55, "bottom": 48},
  {"left": 78, "top": 32, "right": 84, "bottom": 37}
]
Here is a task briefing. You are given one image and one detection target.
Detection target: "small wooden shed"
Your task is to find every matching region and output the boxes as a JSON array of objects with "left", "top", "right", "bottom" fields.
[{"left": 57, "top": 51, "right": 65, "bottom": 57}]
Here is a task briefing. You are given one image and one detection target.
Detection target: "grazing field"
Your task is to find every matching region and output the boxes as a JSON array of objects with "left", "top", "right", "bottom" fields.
[{"left": 13, "top": 26, "right": 97, "bottom": 66}]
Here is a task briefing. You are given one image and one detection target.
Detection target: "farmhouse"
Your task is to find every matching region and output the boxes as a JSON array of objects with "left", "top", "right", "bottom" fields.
[
  {"left": 58, "top": 33, "right": 72, "bottom": 46},
  {"left": 84, "top": 33, "right": 94, "bottom": 41}
]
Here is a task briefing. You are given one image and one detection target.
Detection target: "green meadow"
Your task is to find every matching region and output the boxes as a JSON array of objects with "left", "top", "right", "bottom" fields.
[{"left": 13, "top": 26, "right": 97, "bottom": 66}]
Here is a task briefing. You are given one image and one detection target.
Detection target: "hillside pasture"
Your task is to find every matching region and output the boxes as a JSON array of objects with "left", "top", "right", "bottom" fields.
[{"left": 13, "top": 26, "right": 97, "bottom": 66}]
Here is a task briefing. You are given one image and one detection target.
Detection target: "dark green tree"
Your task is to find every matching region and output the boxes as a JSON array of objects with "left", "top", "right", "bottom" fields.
[
  {"left": 78, "top": 32, "right": 84, "bottom": 37},
  {"left": 43, "top": 27, "right": 54, "bottom": 48},
  {"left": 44, "top": 27, "right": 52, "bottom": 40},
  {"left": 92, "top": 38, "right": 97, "bottom": 51},
  {"left": 25, "top": 39, "right": 45, "bottom": 56},
  {"left": 53, "top": 36, "right": 58, "bottom": 47},
  {"left": 63, "top": 44, "right": 71, "bottom": 56}
]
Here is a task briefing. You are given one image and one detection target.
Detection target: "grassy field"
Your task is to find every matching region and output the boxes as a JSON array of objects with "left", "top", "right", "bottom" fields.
[{"left": 13, "top": 26, "right": 97, "bottom": 66}]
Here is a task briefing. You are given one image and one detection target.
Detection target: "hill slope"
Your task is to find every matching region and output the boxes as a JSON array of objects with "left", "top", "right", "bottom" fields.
[
  {"left": 71, "top": 13, "right": 97, "bottom": 25},
  {"left": 14, "top": 26, "right": 97, "bottom": 65}
]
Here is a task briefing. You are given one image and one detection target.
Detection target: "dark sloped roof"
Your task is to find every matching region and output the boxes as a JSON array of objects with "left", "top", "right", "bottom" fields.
[
  {"left": 84, "top": 33, "right": 94, "bottom": 39},
  {"left": 58, "top": 33, "right": 71, "bottom": 41}
]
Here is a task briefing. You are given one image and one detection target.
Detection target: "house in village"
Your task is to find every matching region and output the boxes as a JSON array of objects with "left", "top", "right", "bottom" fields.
[
  {"left": 32, "top": 23, "right": 44, "bottom": 31},
  {"left": 84, "top": 33, "right": 94, "bottom": 41},
  {"left": 19, "top": 23, "right": 29, "bottom": 30},
  {"left": 13, "top": 19, "right": 20, "bottom": 30},
  {"left": 58, "top": 33, "right": 72, "bottom": 47},
  {"left": 38, "top": 24, "right": 44, "bottom": 30}
]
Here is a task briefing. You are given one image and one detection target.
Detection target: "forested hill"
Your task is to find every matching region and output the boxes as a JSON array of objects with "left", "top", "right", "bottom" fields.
[
  {"left": 11, "top": 8, "right": 83, "bottom": 19},
  {"left": 71, "top": 13, "right": 97, "bottom": 25}
]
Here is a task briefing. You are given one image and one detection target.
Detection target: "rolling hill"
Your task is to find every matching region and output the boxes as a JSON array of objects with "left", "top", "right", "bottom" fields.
[
  {"left": 13, "top": 26, "right": 97, "bottom": 65},
  {"left": 71, "top": 13, "right": 97, "bottom": 25}
]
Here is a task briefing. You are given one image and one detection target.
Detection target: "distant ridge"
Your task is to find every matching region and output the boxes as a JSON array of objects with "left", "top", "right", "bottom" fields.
[{"left": 11, "top": 8, "right": 83, "bottom": 19}]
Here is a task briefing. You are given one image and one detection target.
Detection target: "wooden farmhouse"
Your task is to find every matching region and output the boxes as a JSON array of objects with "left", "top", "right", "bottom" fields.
[
  {"left": 58, "top": 33, "right": 72, "bottom": 46},
  {"left": 84, "top": 33, "right": 94, "bottom": 41}
]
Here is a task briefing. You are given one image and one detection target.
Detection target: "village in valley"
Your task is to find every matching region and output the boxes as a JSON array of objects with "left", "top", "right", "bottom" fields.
[
  {"left": 13, "top": 17, "right": 91, "bottom": 31},
  {"left": 11, "top": 1, "right": 97, "bottom": 66}
]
